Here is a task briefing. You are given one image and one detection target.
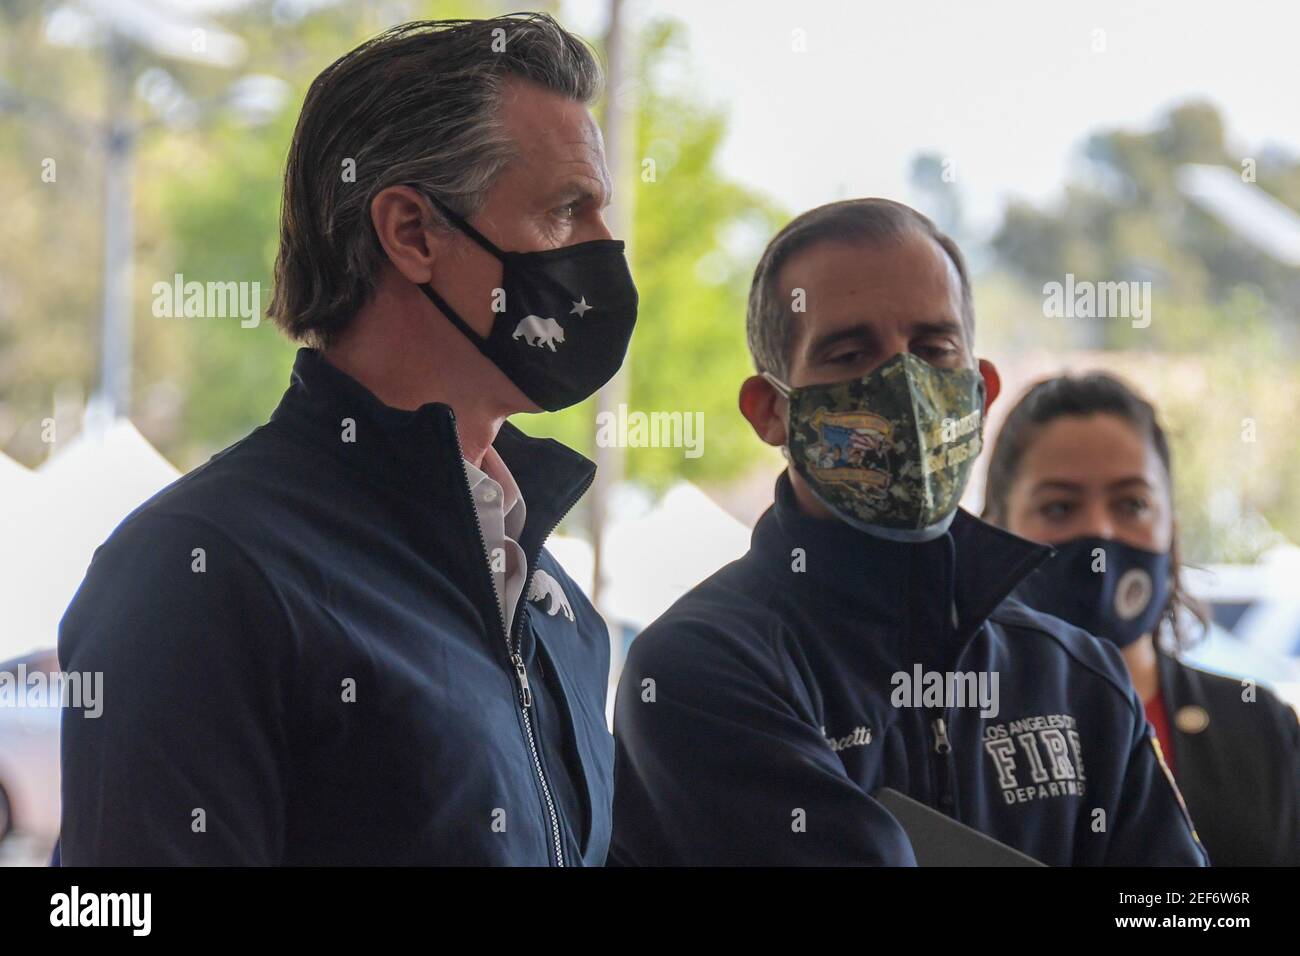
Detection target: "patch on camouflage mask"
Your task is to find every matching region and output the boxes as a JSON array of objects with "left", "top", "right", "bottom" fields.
[{"left": 803, "top": 408, "right": 895, "bottom": 492}]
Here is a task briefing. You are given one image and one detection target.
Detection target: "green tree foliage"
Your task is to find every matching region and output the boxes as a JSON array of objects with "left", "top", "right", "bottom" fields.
[
  {"left": 0, "top": 1, "right": 106, "bottom": 460},
  {"left": 991, "top": 101, "right": 1300, "bottom": 350}
]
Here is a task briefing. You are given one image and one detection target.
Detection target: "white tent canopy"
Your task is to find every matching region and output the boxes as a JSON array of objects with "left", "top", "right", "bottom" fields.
[
  {"left": 0, "top": 419, "right": 181, "bottom": 662},
  {"left": 599, "top": 481, "right": 752, "bottom": 629}
]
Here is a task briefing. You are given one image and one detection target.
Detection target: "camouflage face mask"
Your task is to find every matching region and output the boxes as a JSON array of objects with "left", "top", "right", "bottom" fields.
[{"left": 764, "top": 352, "right": 986, "bottom": 541}]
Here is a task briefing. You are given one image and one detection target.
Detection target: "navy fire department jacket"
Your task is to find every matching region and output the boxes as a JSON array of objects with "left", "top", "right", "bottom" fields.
[
  {"left": 58, "top": 347, "right": 613, "bottom": 865},
  {"left": 611, "top": 473, "right": 1209, "bottom": 866}
]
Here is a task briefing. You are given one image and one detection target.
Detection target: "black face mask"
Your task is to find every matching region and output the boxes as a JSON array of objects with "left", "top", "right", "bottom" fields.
[
  {"left": 1014, "top": 536, "right": 1172, "bottom": 648},
  {"left": 418, "top": 197, "right": 639, "bottom": 412}
]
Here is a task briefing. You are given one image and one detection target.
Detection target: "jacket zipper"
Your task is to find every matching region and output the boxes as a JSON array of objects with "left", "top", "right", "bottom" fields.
[
  {"left": 447, "top": 410, "right": 593, "bottom": 868},
  {"left": 506, "top": 466, "right": 595, "bottom": 866},
  {"left": 928, "top": 598, "right": 960, "bottom": 817},
  {"left": 930, "top": 714, "right": 956, "bottom": 815},
  {"left": 514, "top": 655, "right": 563, "bottom": 867}
]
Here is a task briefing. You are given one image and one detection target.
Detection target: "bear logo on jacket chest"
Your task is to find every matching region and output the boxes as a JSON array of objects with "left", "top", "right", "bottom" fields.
[{"left": 528, "top": 569, "right": 574, "bottom": 622}]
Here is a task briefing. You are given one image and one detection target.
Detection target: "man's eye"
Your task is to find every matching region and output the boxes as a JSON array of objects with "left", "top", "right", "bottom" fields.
[
  {"left": 1040, "top": 501, "right": 1073, "bottom": 521},
  {"left": 554, "top": 202, "right": 579, "bottom": 220},
  {"left": 1117, "top": 497, "right": 1150, "bottom": 516},
  {"left": 913, "top": 344, "right": 959, "bottom": 363}
]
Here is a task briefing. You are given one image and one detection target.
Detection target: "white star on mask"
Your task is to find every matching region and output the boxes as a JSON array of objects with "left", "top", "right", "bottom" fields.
[{"left": 569, "top": 297, "right": 593, "bottom": 317}]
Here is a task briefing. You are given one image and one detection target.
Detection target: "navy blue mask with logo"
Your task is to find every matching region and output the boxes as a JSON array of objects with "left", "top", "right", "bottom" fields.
[
  {"left": 1014, "top": 536, "right": 1172, "bottom": 648},
  {"left": 419, "top": 196, "right": 639, "bottom": 412}
]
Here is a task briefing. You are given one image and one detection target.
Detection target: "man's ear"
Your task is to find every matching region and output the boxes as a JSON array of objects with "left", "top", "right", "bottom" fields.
[
  {"left": 739, "top": 374, "right": 788, "bottom": 448},
  {"left": 977, "top": 358, "right": 1001, "bottom": 413},
  {"left": 370, "top": 185, "right": 445, "bottom": 285}
]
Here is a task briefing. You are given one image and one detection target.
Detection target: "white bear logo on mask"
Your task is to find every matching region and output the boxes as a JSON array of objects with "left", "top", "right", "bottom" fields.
[{"left": 513, "top": 315, "right": 565, "bottom": 351}]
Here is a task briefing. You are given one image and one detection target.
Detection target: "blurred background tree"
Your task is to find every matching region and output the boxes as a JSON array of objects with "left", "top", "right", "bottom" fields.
[
  {"left": 1, "top": 1, "right": 783, "bottom": 486},
  {"left": 514, "top": 17, "right": 785, "bottom": 491},
  {"left": 981, "top": 100, "right": 1300, "bottom": 562},
  {"left": 1, "top": 3, "right": 1297, "bottom": 562}
]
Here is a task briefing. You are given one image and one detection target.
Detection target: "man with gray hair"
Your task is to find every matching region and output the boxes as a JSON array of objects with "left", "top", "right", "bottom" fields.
[
  {"left": 58, "top": 14, "right": 636, "bottom": 865},
  {"left": 610, "top": 198, "right": 1207, "bottom": 866}
]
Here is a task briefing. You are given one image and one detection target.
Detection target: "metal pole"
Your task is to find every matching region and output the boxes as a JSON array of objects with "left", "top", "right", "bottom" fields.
[
  {"left": 594, "top": 0, "right": 635, "bottom": 698},
  {"left": 93, "top": 34, "right": 136, "bottom": 422}
]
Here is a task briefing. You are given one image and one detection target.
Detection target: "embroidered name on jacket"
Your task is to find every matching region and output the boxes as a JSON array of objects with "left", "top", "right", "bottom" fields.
[
  {"left": 982, "top": 713, "right": 1087, "bottom": 803},
  {"left": 823, "top": 724, "right": 872, "bottom": 753}
]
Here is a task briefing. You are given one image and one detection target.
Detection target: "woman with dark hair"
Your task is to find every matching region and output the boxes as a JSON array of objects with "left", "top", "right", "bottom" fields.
[{"left": 983, "top": 371, "right": 1299, "bottom": 866}]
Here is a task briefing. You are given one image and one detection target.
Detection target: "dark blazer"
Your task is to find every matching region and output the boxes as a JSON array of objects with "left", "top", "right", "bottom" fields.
[{"left": 1157, "top": 648, "right": 1300, "bottom": 865}]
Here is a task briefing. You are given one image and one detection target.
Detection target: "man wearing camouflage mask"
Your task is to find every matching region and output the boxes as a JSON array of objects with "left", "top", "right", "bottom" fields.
[{"left": 610, "top": 199, "right": 1208, "bottom": 866}]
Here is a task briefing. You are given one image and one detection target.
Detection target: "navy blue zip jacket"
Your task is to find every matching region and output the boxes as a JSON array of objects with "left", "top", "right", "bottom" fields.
[
  {"left": 611, "top": 473, "right": 1208, "bottom": 866},
  {"left": 58, "top": 347, "right": 613, "bottom": 865}
]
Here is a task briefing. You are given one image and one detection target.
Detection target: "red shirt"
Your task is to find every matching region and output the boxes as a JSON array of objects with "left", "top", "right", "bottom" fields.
[{"left": 1145, "top": 690, "right": 1177, "bottom": 777}]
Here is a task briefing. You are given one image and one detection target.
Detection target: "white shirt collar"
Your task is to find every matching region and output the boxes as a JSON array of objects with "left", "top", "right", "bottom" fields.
[{"left": 463, "top": 445, "right": 525, "bottom": 534}]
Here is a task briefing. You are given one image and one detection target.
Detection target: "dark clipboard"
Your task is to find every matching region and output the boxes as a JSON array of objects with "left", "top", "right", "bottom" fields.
[{"left": 875, "top": 787, "right": 1048, "bottom": 867}]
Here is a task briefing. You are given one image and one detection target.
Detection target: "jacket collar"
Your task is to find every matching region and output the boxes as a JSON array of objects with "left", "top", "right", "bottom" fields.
[
  {"left": 268, "top": 348, "right": 596, "bottom": 555},
  {"left": 753, "top": 471, "right": 1054, "bottom": 639}
]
